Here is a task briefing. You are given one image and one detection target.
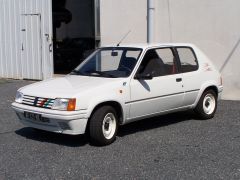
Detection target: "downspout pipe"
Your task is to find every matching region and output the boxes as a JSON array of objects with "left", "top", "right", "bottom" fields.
[{"left": 147, "top": 0, "right": 155, "bottom": 43}]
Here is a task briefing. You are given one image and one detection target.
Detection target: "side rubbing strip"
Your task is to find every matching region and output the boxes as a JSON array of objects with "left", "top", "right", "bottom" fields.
[
  {"left": 185, "top": 89, "right": 200, "bottom": 93},
  {"left": 125, "top": 91, "right": 184, "bottom": 104},
  {"left": 125, "top": 89, "right": 200, "bottom": 104}
]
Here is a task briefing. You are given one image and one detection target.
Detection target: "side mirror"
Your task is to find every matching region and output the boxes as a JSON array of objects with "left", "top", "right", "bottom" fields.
[{"left": 134, "top": 73, "right": 153, "bottom": 80}]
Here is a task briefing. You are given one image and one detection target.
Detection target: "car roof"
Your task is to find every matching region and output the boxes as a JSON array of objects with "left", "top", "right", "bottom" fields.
[{"left": 103, "top": 43, "right": 195, "bottom": 49}]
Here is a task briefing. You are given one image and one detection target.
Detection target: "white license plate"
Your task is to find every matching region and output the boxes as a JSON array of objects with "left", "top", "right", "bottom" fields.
[{"left": 24, "top": 112, "right": 49, "bottom": 123}]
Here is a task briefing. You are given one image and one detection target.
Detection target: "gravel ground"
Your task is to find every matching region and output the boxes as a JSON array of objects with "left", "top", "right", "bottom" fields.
[{"left": 0, "top": 80, "right": 240, "bottom": 180}]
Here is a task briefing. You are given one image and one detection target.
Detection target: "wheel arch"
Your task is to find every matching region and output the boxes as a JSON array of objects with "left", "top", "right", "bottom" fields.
[
  {"left": 203, "top": 85, "right": 218, "bottom": 98},
  {"left": 88, "top": 101, "right": 124, "bottom": 125},
  {"left": 193, "top": 83, "right": 219, "bottom": 108}
]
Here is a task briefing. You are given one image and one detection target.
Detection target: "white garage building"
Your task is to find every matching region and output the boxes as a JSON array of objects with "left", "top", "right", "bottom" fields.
[{"left": 0, "top": 0, "right": 239, "bottom": 100}]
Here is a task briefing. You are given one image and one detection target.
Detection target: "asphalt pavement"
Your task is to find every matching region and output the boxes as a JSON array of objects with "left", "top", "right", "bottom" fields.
[{"left": 0, "top": 79, "right": 240, "bottom": 180}]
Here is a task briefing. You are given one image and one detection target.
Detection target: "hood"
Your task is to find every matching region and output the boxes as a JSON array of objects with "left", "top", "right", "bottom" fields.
[{"left": 20, "top": 75, "right": 125, "bottom": 98}]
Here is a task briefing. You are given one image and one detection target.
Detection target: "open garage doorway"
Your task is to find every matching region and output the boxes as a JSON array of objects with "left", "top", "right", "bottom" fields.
[{"left": 52, "top": 0, "right": 100, "bottom": 74}]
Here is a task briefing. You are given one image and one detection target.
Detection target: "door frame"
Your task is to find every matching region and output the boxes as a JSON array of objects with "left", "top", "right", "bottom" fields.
[{"left": 133, "top": 46, "right": 182, "bottom": 77}]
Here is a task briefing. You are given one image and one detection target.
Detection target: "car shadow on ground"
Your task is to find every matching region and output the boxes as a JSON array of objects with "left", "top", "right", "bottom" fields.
[
  {"left": 15, "top": 111, "right": 196, "bottom": 147},
  {"left": 15, "top": 128, "right": 89, "bottom": 147},
  {"left": 118, "top": 110, "right": 196, "bottom": 137}
]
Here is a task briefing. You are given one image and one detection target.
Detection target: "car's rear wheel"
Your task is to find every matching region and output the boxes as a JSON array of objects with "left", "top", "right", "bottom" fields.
[
  {"left": 89, "top": 106, "right": 118, "bottom": 146},
  {"left": 194, "top": 89, "right": 217, "bottom": 119}
]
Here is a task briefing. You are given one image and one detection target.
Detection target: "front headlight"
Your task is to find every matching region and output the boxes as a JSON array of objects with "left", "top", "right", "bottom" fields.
[
  {"left": 52, "top": 98, "right": 76, "bottom": 111},
  {"left": 15, "top": 91, "right": 23, "bottom": 103}
]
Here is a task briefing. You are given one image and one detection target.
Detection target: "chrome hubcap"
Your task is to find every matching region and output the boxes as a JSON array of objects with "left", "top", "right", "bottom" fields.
[
  {"left": 102, "top": 113, "right": 117, "bottom": 139},
  {"left": 203, "top": 94, "right": 216, "bottom": 115}
]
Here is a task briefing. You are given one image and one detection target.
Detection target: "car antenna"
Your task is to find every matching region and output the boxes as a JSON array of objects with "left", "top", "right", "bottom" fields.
[{"left": 117, "top": 30, "right": 131, "bottom": 47}]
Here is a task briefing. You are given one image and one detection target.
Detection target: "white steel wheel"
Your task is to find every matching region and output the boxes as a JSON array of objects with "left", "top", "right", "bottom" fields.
[
  {"left": 203, "top": 93, "right": 216, "bottom": 115},
  {"left": 102, "top": 113, "right": 117, "bottom": 140},
  {"left": 194, "top": 89, "right": 217, "bottom": 120}
]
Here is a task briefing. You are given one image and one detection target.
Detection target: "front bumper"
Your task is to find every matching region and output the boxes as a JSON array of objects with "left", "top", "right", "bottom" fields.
[{"left": 12, "top": 102, "right": 89, "bottom": 135}]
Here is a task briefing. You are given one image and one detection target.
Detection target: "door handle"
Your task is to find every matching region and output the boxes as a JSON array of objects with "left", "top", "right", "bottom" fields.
[{"left": 176, "top": 78, "right": 182, "bottom": 82}]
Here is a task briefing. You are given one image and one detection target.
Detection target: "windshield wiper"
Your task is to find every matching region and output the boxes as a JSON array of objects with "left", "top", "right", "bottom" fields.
[{"left": 86, "top": 71, "right": 116, "bottom": 78}]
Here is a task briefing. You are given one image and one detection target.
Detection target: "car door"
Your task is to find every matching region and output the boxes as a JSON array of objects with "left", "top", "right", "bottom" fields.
[{"left": 128, "top": 47, "right": 184, "bottom": 120}]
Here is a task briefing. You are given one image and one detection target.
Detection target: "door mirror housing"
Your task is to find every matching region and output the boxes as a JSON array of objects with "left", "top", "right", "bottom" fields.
[{"left": 134, "top": 73, "right": 153, "bottom": 80}]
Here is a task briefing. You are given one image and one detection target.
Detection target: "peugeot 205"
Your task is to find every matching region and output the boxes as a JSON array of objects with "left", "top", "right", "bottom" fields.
[{"left": 12, "top": 43, "right": 223, "bottom": 145}]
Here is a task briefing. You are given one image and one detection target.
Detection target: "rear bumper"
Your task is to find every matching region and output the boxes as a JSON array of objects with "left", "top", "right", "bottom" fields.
[
  {"left": 12, "top": 102, "right": 89, "bottom": 135},
  {"left": 218, "top": 85, "right": 223, "bottom": 100}
]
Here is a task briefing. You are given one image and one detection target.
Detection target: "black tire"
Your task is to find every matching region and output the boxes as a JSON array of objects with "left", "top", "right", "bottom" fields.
[
  {"left": 89, "top": 106, "right": 118, "bottom": 146},
  {"left": 194, "top": 89, "right": 217, "bottom": 120}
]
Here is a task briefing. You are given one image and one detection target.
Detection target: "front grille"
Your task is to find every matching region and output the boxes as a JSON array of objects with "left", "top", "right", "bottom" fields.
[{"left": 22, "top": 95, "right": 55, "bottom": 109}]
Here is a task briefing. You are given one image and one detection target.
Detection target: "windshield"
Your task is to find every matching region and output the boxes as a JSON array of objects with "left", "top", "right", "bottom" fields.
[{"left": 70, "top": 47, "right": 142, "bottom": 78}]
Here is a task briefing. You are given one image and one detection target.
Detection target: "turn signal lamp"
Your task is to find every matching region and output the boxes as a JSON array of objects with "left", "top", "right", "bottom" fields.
[{"left": 67, "top": 98, "right": 76, "bottom": 111}]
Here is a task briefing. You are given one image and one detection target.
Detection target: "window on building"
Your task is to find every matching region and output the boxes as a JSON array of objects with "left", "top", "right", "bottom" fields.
[
  {"left": 176, "top": 47, "right": 198, "bottom": 73},
  {"left": 137, "top": 48, "right": 177, "bottom": 77}
]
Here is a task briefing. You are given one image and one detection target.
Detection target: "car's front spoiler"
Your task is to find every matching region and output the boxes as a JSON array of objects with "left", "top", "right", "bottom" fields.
[{"left": 12, "top": 102, "right": 89, "bottom": 135}]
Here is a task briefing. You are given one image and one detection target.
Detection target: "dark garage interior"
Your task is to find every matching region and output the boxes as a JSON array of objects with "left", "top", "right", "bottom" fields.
[{"left": 52, "top": 0, "right": 100, "bottom": 74}]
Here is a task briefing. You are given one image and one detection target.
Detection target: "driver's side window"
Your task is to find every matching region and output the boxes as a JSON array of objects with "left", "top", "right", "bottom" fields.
[{"left": 137, "top": 48, "right": 177, "bottom": 77}]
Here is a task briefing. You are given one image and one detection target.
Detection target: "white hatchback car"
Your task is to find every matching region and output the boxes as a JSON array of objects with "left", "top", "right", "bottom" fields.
[{"left": 12, "top": 43, "right": 223, "bottom": 145}]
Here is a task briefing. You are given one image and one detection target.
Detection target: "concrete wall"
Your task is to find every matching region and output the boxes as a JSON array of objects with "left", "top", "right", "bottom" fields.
[
  {"left": 100, "top": 0, "right": 240, "bottom": 100},
  {"left": 100, "top": 0, "right": 147, "bottom": 45}
]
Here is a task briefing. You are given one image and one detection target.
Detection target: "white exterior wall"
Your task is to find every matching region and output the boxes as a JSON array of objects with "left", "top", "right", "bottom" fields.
[
  {"left": 0, "top": 0, "right": 53, "bottom": 80},
  {"left": 100, "top": 0, "right": 147, "bottom": 45},
  {"left": 101, "top": 0, "right": 240, "bottom": 100}
]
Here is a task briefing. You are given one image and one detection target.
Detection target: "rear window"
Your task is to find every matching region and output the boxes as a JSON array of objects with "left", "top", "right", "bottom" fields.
[{"left": 176, "top": 47, "right": 198, "bottom": 73}]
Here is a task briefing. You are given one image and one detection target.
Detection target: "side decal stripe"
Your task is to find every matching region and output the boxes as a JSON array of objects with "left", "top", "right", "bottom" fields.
[
  {"left": 44, "top": 99, "right": 52, "bottom": 107},
  {"left": 125, "top": 89, "right": 200, "bottom": 104}
]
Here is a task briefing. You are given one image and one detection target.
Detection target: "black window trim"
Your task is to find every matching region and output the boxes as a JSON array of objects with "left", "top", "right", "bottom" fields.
[
  {"left": 173, "top": 46, "right": 199, "bottom": 73},
  {"left": 134, "top": 46, "right": 181, "bottom": 78}
]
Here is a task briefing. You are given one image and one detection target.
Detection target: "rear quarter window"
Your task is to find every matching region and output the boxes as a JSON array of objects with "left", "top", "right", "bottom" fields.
[{"left": 176, "top": 47, "right": 198, "bottom": 73}]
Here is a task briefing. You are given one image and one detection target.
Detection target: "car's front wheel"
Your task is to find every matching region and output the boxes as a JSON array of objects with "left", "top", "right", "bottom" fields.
[
  {"left": 89, "top": 106, "right": 118, "bottom": 146},
  {"left": 194, "top": 89, "right": 217, "bottom": 119}
]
